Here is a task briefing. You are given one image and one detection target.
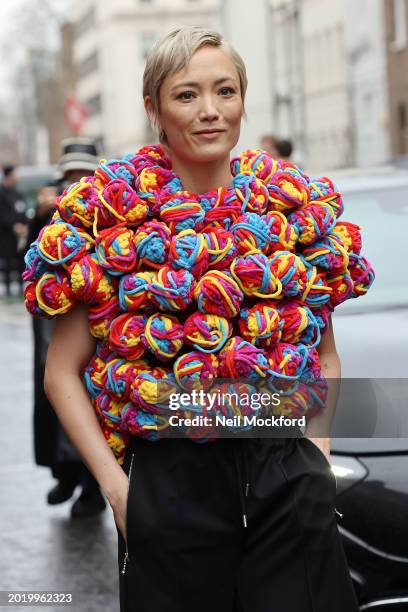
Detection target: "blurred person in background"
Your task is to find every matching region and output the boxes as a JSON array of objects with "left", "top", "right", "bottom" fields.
[
  {"left": 28, "top": 138, "right": 107, "bottom": 518},
  {"left": 260, "top": 133, "right": 279, "bottom": 158},
  {"left": 275, "top": 138, "right": 294, "bottom": 162},
  {"left": 0, "top": 165, "right": 28, "bottom": 297}
]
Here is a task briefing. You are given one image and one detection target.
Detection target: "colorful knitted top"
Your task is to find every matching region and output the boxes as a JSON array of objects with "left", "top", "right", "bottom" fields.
[{"left": 23, "top": 145, "right": 374, "bottom": 463}]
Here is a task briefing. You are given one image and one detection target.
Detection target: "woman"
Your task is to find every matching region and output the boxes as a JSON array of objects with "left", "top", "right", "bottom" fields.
[{"left": 32, "top": 26, "right": 371, "bottom": 612}]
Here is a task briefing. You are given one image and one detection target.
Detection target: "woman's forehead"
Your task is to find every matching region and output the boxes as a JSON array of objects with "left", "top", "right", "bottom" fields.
[{"left": 164, "top": 47, "right": 239, "bottom": 90}]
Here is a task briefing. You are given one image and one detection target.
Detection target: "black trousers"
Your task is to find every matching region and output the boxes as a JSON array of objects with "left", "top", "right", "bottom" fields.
[{"left": 117, "top": 436, "right": 359, "bottom": 612}]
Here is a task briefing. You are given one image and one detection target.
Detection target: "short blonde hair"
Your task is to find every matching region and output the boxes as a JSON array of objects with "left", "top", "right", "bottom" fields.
[{"left": 143, "top": 26, "right": 248, "bottom": 143}]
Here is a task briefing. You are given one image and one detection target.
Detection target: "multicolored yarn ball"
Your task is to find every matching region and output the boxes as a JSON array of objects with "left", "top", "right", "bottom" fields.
[
  {"left": 31, "top": 269, "right": 76, "bottom": 317},
  {"left": 231, "top": 149, "right": 278, "bottom": 183},
  {"left": 326, "top": 271, "right": 354, "bottom": 308},
  {"left": 83, "top": 347, "right": 112, "bottom": 399},
  {"left": 160, "top": 192, "right": 205, "bottom": 233},
  {"left": 69, "top": 253, "right": 116, "bottom": 303},
  {"left": 230, "top": 212, "right": 272, "bottom": 255},
  {"left": 148, "top": 266, "right": 195, "bottom": 312},
  {"left": 269, "top": 251, "right": 307, "bottom": 298},
  {"left": 174, "top": 351, "right": 219, "bottom": 392},
  {"left": 288, "top": 203, "right": 336, "bottom": 245},
  {"left": 348, "top": 254, "right": 375, "bottom": 297},
  {"left": 193, "top": 269, "right": 243, "bottom": 317},
  {"left": 310, "top": 304, "right": 331, "bottom": 334},
  {"left": 262, "top": 211, "right": 298, "bottom": 254},
  {"left": 238, "top": 302, "right": 282, "bottom": 348},
  {"left": 88, "top": 296, "right": 121, "bottom": 339},
  {"left": 94, "top": 158, "right": 138, "bottom": 188},
  {"left": 333, "top": 221, "right": 362, "bottom": 256},
  {"left": 184, "top": 311, "right": 232, "bottom": 353},
  {"left": 109, "top": 313, "right": 147, "bottom": 360},
  {"left": 100, "top": 424, "right": 128, "bottom": 464},
  {"left": 233, "top": 172, "right": 269, "bottom": 215},
  {"left": 94, "top": 224, "right": 136, "bottom": 275},
  {"left": 97, "top": 178, "right": 148, "bottom": 228},
  {"left": 278, "top": 302, "right": 321, "bottom": 348},
  {"left": 168, "top": 229, "right": 209, "bottom": 278},
  {"left": 119, "top": 270, "right": 156, "bottom": 311},
  {"left": 267, "top": 171, "right": 309, "bottom": 212},
  {"left": 120, "top": 404, "right": 169, "bottom": 440},
  {"left": 301, "top": 232, "right": 349, "bottom": 272},
  {"left": 133, "top": 220, "right": 171, "bottom": 269},
  {"left": 130, "top": 369, "right": 177, "bottom": 413},
  {"left": 267, "top": 342, "right": 308, "bottom": 390},
  {"left": 103, "top": 357, "right": 150, "bottom": 400},
  {"left": 301, "top": 347, "right": 323, "bottom": 383},
  {"left": 297, "top": 264, "right": 332, "bottom": 308},
  {"left": 218, "top": 336, "right": 271, "bottom": 382},
  {"left": 23, "top": 242, "right": 49, "bottom": 281},
  {"left": 56, "top": 179, "right": 99, "bottom": 229},
  {"left": 37, "top": 222, "right": 94, "bottom": 268},
  {"left": 94, "top": 392, "right": 126, "bottom": 428},
  {"left": 202, "top": 227, "right": 237, "bottom": 270},
  {"left": 230, "top": 252, "right": 282, "bottom": 298},
  {"left": 203, "top": 187, "right": 242, "bottom": 230},
  {"left": 136, "top": 166, "right": 182, "bottom": 214},
  {"left": 142, "top": 312, "right": 184, "bottom": 360},
  {"left": 309, "top": 176, "right": 344, "bottom": 217}
]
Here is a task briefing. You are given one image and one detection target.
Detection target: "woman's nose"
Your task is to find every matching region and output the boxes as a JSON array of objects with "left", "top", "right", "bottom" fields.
[{"left": 198, "top": 95, "right": 220, "bottom": 121}]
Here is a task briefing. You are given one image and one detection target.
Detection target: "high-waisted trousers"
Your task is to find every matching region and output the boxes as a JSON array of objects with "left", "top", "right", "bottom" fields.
[{"left": 117, "top": 435, "right": 359, "bottom": 612}]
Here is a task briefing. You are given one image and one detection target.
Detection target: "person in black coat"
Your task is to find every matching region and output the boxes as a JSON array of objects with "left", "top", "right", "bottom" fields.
[
  {"left": 28, "top": 139, "right": 106, "bottom": 518},
  {"left": 0, "top": 165, "right": 28, "bottom": 296}
]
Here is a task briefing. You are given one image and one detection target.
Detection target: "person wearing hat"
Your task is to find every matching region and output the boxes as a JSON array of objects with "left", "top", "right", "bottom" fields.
[{"left": 28, "top": 137, "right": 107, "bottom": 518}]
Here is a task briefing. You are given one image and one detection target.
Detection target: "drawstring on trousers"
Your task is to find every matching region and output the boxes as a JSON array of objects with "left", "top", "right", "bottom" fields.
[{"left": 233, "top": 439, "right": 250, "bottom": 528}]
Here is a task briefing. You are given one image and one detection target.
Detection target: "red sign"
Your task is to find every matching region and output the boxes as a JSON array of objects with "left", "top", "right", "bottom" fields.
[{"left": 64, "top": 95, "right": 88, "bottom": 134}]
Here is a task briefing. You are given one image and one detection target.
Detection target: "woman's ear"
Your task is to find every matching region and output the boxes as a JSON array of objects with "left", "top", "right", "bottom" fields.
[{"left": 144, "top": 96, "right": 160, "bottom": 131}]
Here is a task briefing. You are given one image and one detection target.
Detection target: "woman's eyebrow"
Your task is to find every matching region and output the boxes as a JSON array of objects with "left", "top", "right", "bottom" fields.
[{"left": 171, "top": 77, "right": 238, "bottom": 92}]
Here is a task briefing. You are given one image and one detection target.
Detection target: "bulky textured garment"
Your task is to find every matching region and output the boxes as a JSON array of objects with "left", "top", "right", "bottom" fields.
[{"left": 23, "top": 145, "right": 374, "bottom": 464}]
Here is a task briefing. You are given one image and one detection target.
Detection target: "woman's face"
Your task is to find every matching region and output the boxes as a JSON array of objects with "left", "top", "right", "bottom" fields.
[{"left": 150, "top": 46, "right": 244, "bottom": 164}]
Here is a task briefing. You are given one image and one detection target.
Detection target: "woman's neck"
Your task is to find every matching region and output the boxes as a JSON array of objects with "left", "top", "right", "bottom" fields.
[{"left": 169, "top": 152, "right": 232, "bottom": 194}]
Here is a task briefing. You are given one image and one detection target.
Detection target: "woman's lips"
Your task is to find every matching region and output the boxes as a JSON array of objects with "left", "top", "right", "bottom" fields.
[{"left": 193, "top": 130, "right": 226, "bottom": 140}]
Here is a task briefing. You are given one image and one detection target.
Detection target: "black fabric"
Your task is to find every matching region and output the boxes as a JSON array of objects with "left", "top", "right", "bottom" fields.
[{"left": 117, "top": 436, "right": 359, "bottom": 612}]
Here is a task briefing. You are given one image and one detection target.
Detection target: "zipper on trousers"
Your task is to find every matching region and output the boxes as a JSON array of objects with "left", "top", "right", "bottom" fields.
[{"left": 121, "top": 452, "right": 135, "bottom": 576}]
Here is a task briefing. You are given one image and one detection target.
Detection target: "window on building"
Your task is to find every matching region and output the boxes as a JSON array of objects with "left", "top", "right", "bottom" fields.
[
  {"left": 141, "top": 31, "right": 157, "bottom": 59},
  {"left": 85, "top": 94, "right": 102, "bottom": 117},
  {"left": 390, "top": 0, "right": 407, "bottom": 51},
  {"left": 74, "top": 7, "right": 95, "bottom": 39},
  {"left": 77, "top": 52, "right": 99, "bottom": 80}
]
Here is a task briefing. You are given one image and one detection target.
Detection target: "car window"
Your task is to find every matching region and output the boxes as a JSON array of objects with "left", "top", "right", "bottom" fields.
[{"left": 336, "top": 186, "right": 408, "bottom": 310}]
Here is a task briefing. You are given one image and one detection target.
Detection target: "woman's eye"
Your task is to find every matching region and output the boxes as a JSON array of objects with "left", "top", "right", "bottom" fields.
[
  {"left": 177, "top": 91, "right": 195, "bottom": 101},
  {"left": 219, "top": 87, "right": 236, "bottom": 96}
]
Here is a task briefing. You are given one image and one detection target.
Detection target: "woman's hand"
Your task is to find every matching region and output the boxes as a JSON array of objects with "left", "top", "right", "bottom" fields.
[
  {"left": 106, "top": 471, "right": 130, "bottom": 543},
  {"left": 305, "top": 436, "right": 331, "bottom": 465}
]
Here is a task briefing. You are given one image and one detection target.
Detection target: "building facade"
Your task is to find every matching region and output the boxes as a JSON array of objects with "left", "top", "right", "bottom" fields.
[
  {"left": 73, "top": 0, "right": 221, "bottom": 157},
  {"left": 342, "top": 0, "right": 390, "bottom": 167},
  {"left": 384, "top": 0, "right": 408, "bottom": 158}
]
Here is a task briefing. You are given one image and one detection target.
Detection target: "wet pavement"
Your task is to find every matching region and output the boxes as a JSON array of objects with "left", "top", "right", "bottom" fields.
[{"left": 0, "top": 298, "right": 119, "bottom": 612}]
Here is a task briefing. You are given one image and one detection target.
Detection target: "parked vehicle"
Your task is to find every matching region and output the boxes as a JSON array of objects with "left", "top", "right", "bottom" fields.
[{"left": 327, "top": 167, "right": 408, "bottom": 609}]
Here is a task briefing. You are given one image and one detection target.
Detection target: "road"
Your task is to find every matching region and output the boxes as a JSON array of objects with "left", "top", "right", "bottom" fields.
[{"left": 0, "top": 299, "right": 119, "bottom": 612}]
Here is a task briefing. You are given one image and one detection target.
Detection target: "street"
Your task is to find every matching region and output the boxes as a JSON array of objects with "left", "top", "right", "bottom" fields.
[{"left": 0, "top": 299, "right": 119, "bottom": 612}]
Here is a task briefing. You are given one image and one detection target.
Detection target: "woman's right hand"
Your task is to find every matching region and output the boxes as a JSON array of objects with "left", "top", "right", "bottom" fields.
[{"left": 105, "top": 471, "right": 129, "bottom": 543}]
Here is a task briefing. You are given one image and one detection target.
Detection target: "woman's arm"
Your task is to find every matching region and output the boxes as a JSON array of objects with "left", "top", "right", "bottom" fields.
[
  {"left": 304, "top": 315, "right": 341, "bottom": 463},
  {"left": 44, "top": 305, "right": 128, "bottom": 537}
]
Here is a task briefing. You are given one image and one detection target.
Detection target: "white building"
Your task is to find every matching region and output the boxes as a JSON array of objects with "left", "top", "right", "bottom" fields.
[
  {"left": 342, "top": 0, "right": 390, "bottom": 166},
  {"left": 300, "top": 0, "right": 352, "bottom": 172},
  {"left": 73, "top": 0, "right": 221, "bottom": 156}
]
